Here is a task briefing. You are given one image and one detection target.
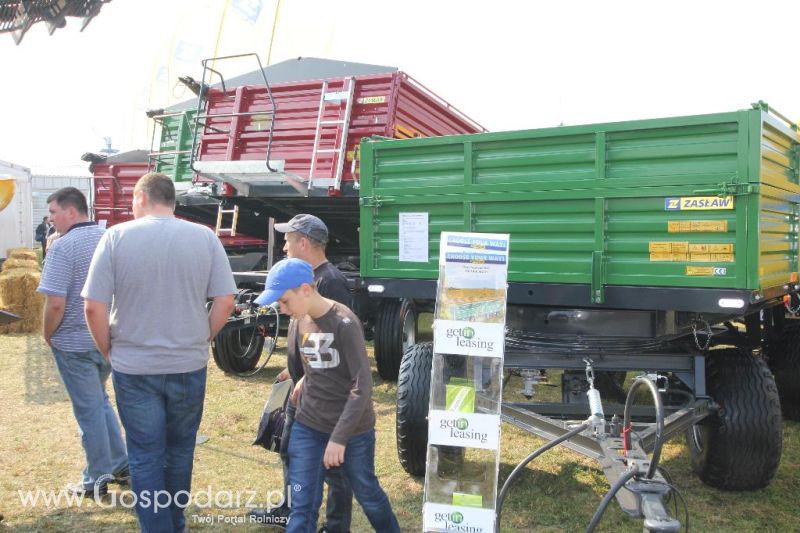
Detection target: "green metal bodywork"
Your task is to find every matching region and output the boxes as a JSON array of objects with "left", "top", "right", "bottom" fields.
[
  {"left": 359, "top": 104, "right": 800, "bottom": 297},
  {"left": 154, "top": 109, "right": 197, "bottom": 183}
]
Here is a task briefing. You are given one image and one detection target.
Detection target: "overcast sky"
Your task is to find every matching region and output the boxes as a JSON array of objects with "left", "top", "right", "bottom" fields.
[{"left": 1, "top": 0, "right": 799, "bottom": 175}]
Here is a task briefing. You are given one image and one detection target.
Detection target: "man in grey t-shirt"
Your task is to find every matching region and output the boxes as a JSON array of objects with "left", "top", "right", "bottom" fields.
[{"left": 83, "top": 173, "right": 235, "bottom": 533}]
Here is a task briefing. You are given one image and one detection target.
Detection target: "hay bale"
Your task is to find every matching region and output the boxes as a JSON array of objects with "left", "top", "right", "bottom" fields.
[
  {"left": 0, "top": 270, "right": 44, "bottom": 334},
  {"left": 1, "top": 258, "right": 40, "bottom": 272},
  {"left": 6, "top": 248, "right": 38, "bottom": 261}
]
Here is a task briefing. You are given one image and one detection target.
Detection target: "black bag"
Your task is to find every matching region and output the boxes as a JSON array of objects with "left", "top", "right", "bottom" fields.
[
  {"left": 35, "top": 224, "right": 46, "bottom": 243},
  {"left": 253, "top": 379, "right": 293, "bottom": 452}
]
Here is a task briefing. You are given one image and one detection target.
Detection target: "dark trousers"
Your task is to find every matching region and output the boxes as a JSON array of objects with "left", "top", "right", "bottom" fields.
[
  {"left": 287, "top": 422, "right": 399, "bottom": 533},
  {"left": 281, "top": 403, "right": 353, "bottom": 532},
  {"left": 113, "top": 367, "right": 207, "bottom": 533}
]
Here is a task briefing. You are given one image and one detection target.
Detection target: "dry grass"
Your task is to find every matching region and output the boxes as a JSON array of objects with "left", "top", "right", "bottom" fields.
[{"left": 0, "top": 333, "right": 798, "bottom": 532}]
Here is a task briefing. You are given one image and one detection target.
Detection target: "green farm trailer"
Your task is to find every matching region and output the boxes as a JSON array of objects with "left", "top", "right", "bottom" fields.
[{"left": 359, "top": 102, "right": 800, "bottom": 531}]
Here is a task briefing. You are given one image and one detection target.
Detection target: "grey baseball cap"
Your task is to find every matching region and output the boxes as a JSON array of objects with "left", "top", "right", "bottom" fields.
[{"left": 274, "top": 214, "right": 329, "bottom": 243}]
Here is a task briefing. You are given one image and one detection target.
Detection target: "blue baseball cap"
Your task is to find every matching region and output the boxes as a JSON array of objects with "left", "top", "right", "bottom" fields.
[{"left": 254, "top": 258, "right": 314, "bottom": 306}]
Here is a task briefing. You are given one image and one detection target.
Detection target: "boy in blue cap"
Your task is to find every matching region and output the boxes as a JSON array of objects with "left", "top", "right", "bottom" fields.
[{"left": 254, "top": 258, "right": 400, "bottom": 533}]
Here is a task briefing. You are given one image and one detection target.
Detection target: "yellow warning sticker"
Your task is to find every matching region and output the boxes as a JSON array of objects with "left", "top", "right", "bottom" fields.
[
  {"left": 671, "top": 242, "right": 689, "bottom": 253},
  {"left": 711, "top": 253, "right": 735, "bottom": 262},
  {"left": 667, "top": 221, "right": 690, "bottom": 233},
  {"left": 709, "top": 243, "right": 733, "bottom": 253},
  {"left": 649, "top": 242, "right": 673, "bottom": 253},
  {"left": 668, "top": 220, "right": 728, "bottom": 233},
  {"left": 357, "top": 96, "right": 387, "bottom": 104},
  {"left": 689, "top": 244, "right": 710, "bottom": 253},
  {"left": 649, "top": 253, "right": 671, "bottom": 262},
  {"left": 694, "top": 220, "right": 728, "bottom": 232},
  {"left": 687, "top": 266, "right": 714, "bottom": 276},
  {"left": 690, "top": 253, "right": 712, "bottom": 262},
  {"left": 648, "top": 242, "right": 700, "bottom": 262},
  {"left": 650, "top": 253, "right": 688, "bottom": 262},
  {"left": 686, "top": 266, "right": 728, "bottom": 276}
]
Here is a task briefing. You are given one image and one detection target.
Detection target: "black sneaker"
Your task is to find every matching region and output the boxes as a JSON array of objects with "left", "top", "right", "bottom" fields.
[
  {"left": 65, "top": 481, "right": 108, "bottom": 498},
  {"left": 248, "top": 504, "right": 290, "bottom": 529},
  {"left": 112, "top": 466, "right": 130, "bottom": 485}
]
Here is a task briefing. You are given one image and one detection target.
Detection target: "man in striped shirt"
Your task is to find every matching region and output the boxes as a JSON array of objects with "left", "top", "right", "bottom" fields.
[{"left": 37, "top": 187, "right": 128, "bottom": 497}]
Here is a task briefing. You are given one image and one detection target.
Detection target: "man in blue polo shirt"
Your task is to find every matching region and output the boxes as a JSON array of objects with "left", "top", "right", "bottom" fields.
[{"left": 37, "top": 187, "right": 128, "bottom": 497}]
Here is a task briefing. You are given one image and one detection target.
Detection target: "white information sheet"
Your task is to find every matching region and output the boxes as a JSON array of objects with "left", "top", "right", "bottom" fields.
[{"left": 398, "top": 212, "right": 429, "bottom": 262}]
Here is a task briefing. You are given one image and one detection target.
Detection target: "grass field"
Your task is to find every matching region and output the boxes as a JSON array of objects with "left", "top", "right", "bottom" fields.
[{"left": 0, "top": 332, "right": 798, "bottom": 532}]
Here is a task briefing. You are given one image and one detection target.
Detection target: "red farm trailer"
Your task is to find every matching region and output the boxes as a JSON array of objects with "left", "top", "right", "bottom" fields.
[
  {"left": 176, "top": 55, "right": 485, "bottom": 259},
  {"left": 192, "top": 69, "right": 485, "bottom": 197},
  {"left": 83, "top": 150, "right": 266, "bottom": 251},
  {"left": 160, "top": 55, "right": 486, "bottom": 377}
]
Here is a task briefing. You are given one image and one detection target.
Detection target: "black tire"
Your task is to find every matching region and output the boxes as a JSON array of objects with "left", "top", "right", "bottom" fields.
[
  {"left": 686, "top": 348, "right": 782, "bottom": 490},
  {"left": 375, "top": 299, "right": 417, "bottom": 381},
  {"left": 211, "top": 338, "right": 233, "bottom": 373},
  {"left": 767, "top": 322, "right": 800, "bottom": 420},
  {"left": 214, "top": 327, "right": 265, "bottom": 374},
  {"left": 396, "top": 342, "right": 433, "bottom": 476}
]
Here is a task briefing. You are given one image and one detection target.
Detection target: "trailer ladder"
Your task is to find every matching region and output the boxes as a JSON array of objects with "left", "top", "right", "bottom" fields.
[
  {"left": 215, "top": 204, "right": 239, "bottom": 237},
  {"left": 308, "top": 77, "right": 355, "bottom": 193}
]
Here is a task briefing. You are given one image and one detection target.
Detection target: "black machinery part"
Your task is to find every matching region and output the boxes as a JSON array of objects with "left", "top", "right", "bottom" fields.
[
  {"left": 374, "top": 299, "right": 417, "bottom": 381},
  {"left": 685, "top": 348, "right": 782, "bottom": 490}
]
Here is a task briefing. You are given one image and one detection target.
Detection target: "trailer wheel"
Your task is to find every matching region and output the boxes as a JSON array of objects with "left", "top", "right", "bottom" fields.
[
  {"left": 396, "top": 342, "right": 432, "bottom": 476},
  {"left": 686, "top": 348, "right": 782, "bottom": 490},
  {"left": 767, "top": 322, "right": 800, "bottom": 420},
  {"left": 375, "top": 299, "right": 417, "bottom": 381},
  {"left": 213, "top": 328, "right": 265, "bottom": 374},
  {"left": 211, "top": 339, "right": 233, "bottom": 373},
  {"left": 396, "top": 343, "right": 468, "bottom": 476}
]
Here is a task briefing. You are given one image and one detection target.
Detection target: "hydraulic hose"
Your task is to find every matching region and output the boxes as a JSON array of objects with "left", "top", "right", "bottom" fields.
[
  {"left": 236, "top": 302, "right": 280, "bottom": 377},
  {"left": 585, "top": 467, "right": 638, "bottom": 533},
  {"left": 623, "top": 376, "right": 665, "bottom": 479},
  {"left": 495, "top": 420, "right": 591, "bottom": 531}
]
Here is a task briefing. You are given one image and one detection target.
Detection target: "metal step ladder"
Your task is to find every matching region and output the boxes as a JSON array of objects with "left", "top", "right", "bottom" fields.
[
  {"left": 215, "top": 204, "right": 239, "bottom": 237},
  {"left": 308, "top": 77, "right": 356, "bottom": 193}
]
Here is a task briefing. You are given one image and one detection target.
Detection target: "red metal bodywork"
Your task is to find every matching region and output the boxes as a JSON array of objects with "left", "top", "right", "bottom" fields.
[
  {"left": 197, "top": 72, "right": 485, "bottom": 189},
  {"left": 90, "top": 161, "right": 265, "bottom": 248},
  {"left": 91, "top": 161, "right": 148, "bottom": 227}
]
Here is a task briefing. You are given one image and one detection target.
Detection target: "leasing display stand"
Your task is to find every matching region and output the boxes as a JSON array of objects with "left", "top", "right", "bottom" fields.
[{"left": 423, "top": 232, "right": 510, "bottom": 533}]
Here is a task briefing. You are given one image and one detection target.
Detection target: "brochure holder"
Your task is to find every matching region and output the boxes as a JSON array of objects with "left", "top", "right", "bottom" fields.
[{"left": 423, "top": 232, "right": 510, "bottom": 533}]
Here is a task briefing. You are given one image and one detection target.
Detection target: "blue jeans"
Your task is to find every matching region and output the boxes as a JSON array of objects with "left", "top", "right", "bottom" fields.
[
  {"left": 280, "top": 403, "right": 352, "bottom": 532},
  {"left": 287, "top": 422, "right": 399, "bottom": 533},
  {"left": 51, "top": 347, "right": 127, "bottom": 489},
  {"left": 113, "top": 367, "right": 207, "bottom": 533}
]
